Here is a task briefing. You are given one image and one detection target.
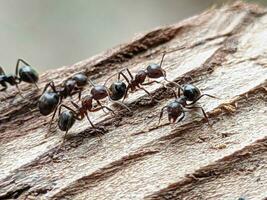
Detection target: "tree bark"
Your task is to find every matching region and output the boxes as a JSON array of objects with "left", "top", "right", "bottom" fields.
[{"left": 0, "top": 2, "right": 267, "bottom": 200}]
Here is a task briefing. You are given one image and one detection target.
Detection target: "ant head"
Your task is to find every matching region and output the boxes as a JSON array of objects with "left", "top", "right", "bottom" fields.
[
  {"left": 109, "top": 80, "right": 127, "bottom": 101},
  {"left": 183, "top": 84, "right": 201, "bottom": 102},
  {"left": 135, "top": 70, "right": 147, "bottom": 84},
  {"left": 58, "top": 110, "right": 76, "bottom": 132},
  {"left": 81, "top": 95, "right": 93, "bottom": 109},
  {"left": 146, "top": 63, "right": 164, "bottom": 79},
  {"left": 91, "top": 85, "right": 108, "bottom": 100},
  {"left": 167, "top": 100, "right": 183, "bottom": 123},
  {"left": 72, "top": 73, "right": 88, "bottom": 87}
]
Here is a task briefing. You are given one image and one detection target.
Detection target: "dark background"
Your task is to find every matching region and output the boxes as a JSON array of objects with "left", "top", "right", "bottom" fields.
[{"left": 0, "top": 0, "right": 266, "bottom": 72}]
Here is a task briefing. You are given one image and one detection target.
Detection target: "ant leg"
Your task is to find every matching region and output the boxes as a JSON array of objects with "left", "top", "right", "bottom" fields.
[
  {"left": 96, "top": 100, "right": 115, "bottom": 115},
  {"left": 42, "top": 81, "right": 57, "bottom": 95},
  {"left": 141, "top": 80, "right": 177, "bottom": 99},
  {"left": 164, "top": 76, "right": 183, "bottom": 91},
  {"left": 86, "top": 113, "right": 104, "bottom": 142},
  {"left": 122, "top": 85, "right": 130, "bottom": 102},
  {"left": 85, "top": 113, "right": 96, "bottom": 128},
  {"left": 141, "top": 80, "right": 164, "bottom": 87},
  {"left": 158, "top": 106, "right": 167, "bottom": 125},
  {"left": 95, "top": 100, "right": 108, "bottom": 113},
  {"left": 177, "top": 111, "right": 185, "bottom": 123},
  {"left": 118, "top": 71, "right": 131, "bottom": 83},
  {"left": 137, "top": 85, "right": 154, "bottom": 101},
  {"left": 46, "top": 106, "right": 58, "bottom": 138},
  {"left": 109, "top": 97, "right": 131, "bottom": 112},
  {"left": 46, "top": 98, "right": 62, "bottom": 137},
  {"left": 88, "top": 79, "right": 96, "bottom": 87},
  {"left": 58, "top": 104, "right": 79, "bottom": 116},
  {"left": 77, "top": 90, "right": 82, "bottom": 101},
  {"left": 61, "top": 129, "right": 69, "bottom": 145},
  {"left": 126, "top": 68, "right": 134, "bottom": 80},
  {"left": 33, "top": 81, "right": 39, "bottom": 90},
  {"left": 15, "top": 83, "right": 26, "bottom": 99},
  {"left": 169, "top": 87, "right": 178, "bottom": 99},
  {"left": 70, "top": 101, "right": 80, "bottom": 110},
  {"left": 187, "top": 94, "right": 219, "bottom": 106},
  {"left": 186, "top": 105, "right": 209, "bottom": 124}
]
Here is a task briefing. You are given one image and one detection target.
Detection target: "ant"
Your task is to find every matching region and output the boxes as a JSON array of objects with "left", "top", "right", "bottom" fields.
[
  {"left": 38, "top": 73, "right": 88, "bottom": 132},
  {"left": 158, "top": 84, "right": 217, "bottom": 124},
  {"left": 57, "top": 95, "right": 107, "bottom": 141},
  {"left": 117, "top": 50, "right": 182, "bottom": 102},
  {"left": 0, "top": 59, "right": 39, "bottom": 95}
]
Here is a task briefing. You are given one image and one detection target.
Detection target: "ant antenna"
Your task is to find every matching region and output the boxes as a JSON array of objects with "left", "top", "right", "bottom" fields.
[
  {"left": 157, "top": 50, "right": 183, "bottom": 91},
  {"left": 104, "top": 72, "right": 119, "bottom": 86}
]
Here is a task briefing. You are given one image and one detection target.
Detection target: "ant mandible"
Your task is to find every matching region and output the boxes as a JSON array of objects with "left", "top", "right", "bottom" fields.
[
  {"left": 38, "top": 73, "right": 88, "bottom": 132},
  {"left": 0, "top": 59, "right": 39, "bottom": 95},
  {"left": 117, "top": 50, "right": 182, "bottom": 102},
  {"left": 158, "top": 84, "right": 218, "bottom": 124},
  {"left": 57, "top": 95, "right": 107, "bottom": 141}
]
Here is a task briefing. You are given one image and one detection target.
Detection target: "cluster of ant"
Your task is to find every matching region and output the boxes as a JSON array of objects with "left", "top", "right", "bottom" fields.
[{"left": 1, "top": 52, "right": 216, "bottom": 141}]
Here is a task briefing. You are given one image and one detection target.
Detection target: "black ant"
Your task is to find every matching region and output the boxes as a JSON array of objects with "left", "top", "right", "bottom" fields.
[
  {"left": 0, "top": 59, "right": 39, "bottom": 95},
  {"left": 158, "top": 84, "right": 217, "bottom": 124},
  {"left": 57, "top": 95, "right": 107, "bottom": 141},
  {"left": 38, "top": 73, "right": 88, "bottom": 132},
  {"left": 117, "top": 51, "right": 182, "bottom": 102}
]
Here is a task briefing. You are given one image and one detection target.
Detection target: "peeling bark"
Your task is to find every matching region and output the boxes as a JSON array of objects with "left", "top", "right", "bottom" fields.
[{"left": 0, "top": 2, "right": 267, "bottom": 200}]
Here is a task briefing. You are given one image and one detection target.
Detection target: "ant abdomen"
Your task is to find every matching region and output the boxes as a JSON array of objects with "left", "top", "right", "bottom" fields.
[
  {"left": 19, "top": 65, "right": 39, "bottom": 83},
  {"left": 58, "top": 110, "right": 76, "bottom": 132},
  {"left": 38, "top": 92, "right": 60, "bottom": 116},
  {"left": 109, "top": 80, "right": 127, "bottom": 101},
  {"left": 183, "top": 84, "right": 201, "bottom": 102},
  {"left": 72, "top": 73, "right": 88, "bottom": 87}
]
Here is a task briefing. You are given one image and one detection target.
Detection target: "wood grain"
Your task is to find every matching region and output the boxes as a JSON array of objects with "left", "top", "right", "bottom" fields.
[{"left": 0, "top": 2, "right": 266, "bottom": 200}]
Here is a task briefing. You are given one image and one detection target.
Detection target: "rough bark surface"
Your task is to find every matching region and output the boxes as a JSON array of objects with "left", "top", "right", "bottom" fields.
[{"left": 0, "top": 2, "right": 267, "bottom": 200}]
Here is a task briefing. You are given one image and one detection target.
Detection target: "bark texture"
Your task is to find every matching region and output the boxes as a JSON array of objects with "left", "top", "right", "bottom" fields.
[{"left": 0, "top": 2, "right": 267, "bottom": 200}]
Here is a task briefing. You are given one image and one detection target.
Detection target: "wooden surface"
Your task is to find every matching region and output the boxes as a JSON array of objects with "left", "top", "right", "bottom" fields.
[{"left": 0, "top": 2, "right": 267, "bottom": 200}]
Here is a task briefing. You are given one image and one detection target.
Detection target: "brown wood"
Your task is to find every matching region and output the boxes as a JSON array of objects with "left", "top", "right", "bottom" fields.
[{"left": 0, "top": 2, "right": 267, "bottom": 199}]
